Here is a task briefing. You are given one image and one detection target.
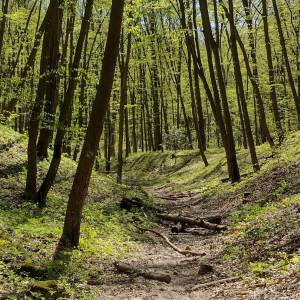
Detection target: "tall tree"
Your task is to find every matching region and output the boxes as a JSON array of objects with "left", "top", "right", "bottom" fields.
[
  {"left": 0, "top": 0, "right": 9, "bottom": 66},
  {"left": 227, "top": 0, "right": 259, "bottom": 171},
  {"left": 60, "top": 0, "right": 125, "bottom": 248},
  {"left": 24, "top": 0, "right": 63, "bottom": 200},
  {"left": 36, "top": 0, "right": 94, "bottom": 207},
  {"left": 272, "top": 0, "right": 300, "bottom": 125}
]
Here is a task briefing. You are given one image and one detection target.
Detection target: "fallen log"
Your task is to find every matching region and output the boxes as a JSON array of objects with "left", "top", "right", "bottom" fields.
[
  {"left": 136, "top": 226, "right": 205, "bottom": 257},
  {"left": 190, "top": 276, "right": 241, "bottom": 291},
  {"left": 158, "top": 214, "right": 225, "bottom": 231},
  {"left": 115, "top": 262, "right": 171, "bottom": 283}
]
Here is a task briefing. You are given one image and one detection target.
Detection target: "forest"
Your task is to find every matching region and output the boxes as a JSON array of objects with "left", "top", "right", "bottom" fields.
[{"left": 0, "top": 0, "right": 299, "bottom": 299}]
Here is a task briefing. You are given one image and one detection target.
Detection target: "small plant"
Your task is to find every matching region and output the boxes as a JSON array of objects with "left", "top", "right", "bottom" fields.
[{"left": 249, "top": 261, "right": 268, "bottom": 275}]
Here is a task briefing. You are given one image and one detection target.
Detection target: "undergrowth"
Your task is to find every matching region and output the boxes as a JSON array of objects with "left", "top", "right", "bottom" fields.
[{"left": 0, "top": 125, "right": 156, "bottom": 299}]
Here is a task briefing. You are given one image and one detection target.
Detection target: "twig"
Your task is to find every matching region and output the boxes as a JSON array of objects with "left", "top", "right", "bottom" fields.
[
  {"left": 135, "top": 225, "right": 205, "bottom": 257},
  {"left": 190, "top": 276, "right": 241, "bottom": 291}
]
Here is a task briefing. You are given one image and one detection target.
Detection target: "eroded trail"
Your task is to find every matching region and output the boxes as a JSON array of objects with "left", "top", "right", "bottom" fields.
[{"left": 98, "top": 186, "right": 237, "bottom": 300}]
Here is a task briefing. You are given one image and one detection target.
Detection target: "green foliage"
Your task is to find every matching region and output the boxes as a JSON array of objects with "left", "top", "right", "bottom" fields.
[
  {"left": 163, "top": 127, "right": 189, "bottom": 150},
  {"left": 0, "top": 125, "right": 153, "bottom": 298}
]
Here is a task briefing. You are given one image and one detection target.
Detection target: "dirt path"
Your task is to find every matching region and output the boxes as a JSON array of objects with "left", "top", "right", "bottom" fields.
[
  {"left": 97, "top": 186, "right": 237, "bottom": 300},
  {"left": 97, "top": 177, "right": 300, "bottom": 300}
]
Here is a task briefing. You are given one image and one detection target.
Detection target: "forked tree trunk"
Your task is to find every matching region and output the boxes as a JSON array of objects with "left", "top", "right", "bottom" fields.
[
  {"left": 36, "top": 0, "right": 94, "bottom": 207},
  {"left": 24, "top": 0, "right": 62, "bottom": 200}
]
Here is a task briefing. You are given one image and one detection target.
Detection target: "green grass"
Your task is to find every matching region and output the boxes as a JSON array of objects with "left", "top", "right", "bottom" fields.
[
  {"left": 0, "top": 125, "right": 155, "bottom": 299},
  {"left": 1, "top": 125, "right": 300, "bottom": 297},
  {"left": 224, "top": 193, "right": 300, "bottom": 280}
]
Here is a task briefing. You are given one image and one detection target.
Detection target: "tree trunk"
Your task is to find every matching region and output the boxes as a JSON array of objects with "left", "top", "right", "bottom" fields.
[
  {"left": 117, "top": 31, "right": 132, "bottom": 184},
  {"left": 262, "top": 0, "right": 284, "bottom": 142},
  {"left": 36, "top": 0, "right": 94, "bottom": 207},
  {"left": 60, "top": 0, "right": 125, "bottom": 248},
  {"left": 24, "top": 0, "right": 62, "bottom": 200},
  {"left": 241, "top": 0, "right": 274, "bottom": 147},
  {"left": 198, "top": 0, "right": 240, "bottom": 182},
  {"left": 227, "top": 0, "right": 259, "bottom": 172},
  {"left": 36, "top": 2, "right": 63, "bottom": 159},
  {"left": 0, "top": 0, "right": 9, "bottom": 68},
  {"left": 272, "top": 0, "right": 300, "bottom": 125}
]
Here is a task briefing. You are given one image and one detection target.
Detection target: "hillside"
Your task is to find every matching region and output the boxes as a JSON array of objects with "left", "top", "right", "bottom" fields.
[{"left": 0, "top": 125, "right": 299, "bottom": 299}]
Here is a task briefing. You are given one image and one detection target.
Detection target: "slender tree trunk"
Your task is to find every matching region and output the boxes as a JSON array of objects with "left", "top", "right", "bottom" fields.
[
  {"left": 10, "top": 0, "right": 38, "bottom": 77},
  {"left": 272, "top": 0, "right": 300, "bottom": 125},
  {"left": 117, "top": 31, "right": 132, "bottom": 184},
  {"left": 0, "top": 0, "right": 9, "bottom": 67},
  {"left": 187, "top": 52, "right": 208, "bottom": 165},
  {"left": 262, "top": 0, "right": 284, "bottom": 142},
  {"left": 4, "top": 1, "right": 51, "bottom": 116},
  {"left": 179, "top": 0, "right": 240, "bottom": 182},
  {"left": 36, "top": 0, "right": 94, "bottom": 207},
  {"left": 24, "top": 0, "right": 62, "bottom": 200},
  {"left": 131, "top": 89, "right": 138, "bottom": 153},
  {"left": 198, "top": 0, "right": 240, "bottom": 181},
  {"left": 241, "top": 0, "right": 274, "bottom": 146},
  {"left": 60, "top": 0, "right": 125, "bottom": 248},
  {"left": 36, "top": 3, "right": 63, "bottom": 159},
  {"left": 228, "top": 0, "right": 259, "bottom": 171}
]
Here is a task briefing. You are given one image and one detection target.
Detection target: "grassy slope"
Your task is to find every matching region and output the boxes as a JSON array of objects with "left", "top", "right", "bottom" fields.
[
  {"left": 0, "top": 125, "right": 154, "bottom": 299},
  {"left": 123, "top": 133, "right": 300, "bottom": 292},
  {"left": 1, "top": 125, "right": 300, "bottom": 298}
]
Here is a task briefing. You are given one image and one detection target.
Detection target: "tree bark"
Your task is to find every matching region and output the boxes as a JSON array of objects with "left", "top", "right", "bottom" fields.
[
  {"left": 24, "top": 0, "right": 63, "bottom": 200},
  {"left": 227, "top": 0, "right": 259, "bottom": 172},
  {"left": 117, "top": 31, "right": 132, "bottom": 184},
  {"left": 60, "top": 0, "right": 125, "bottom": 248},
  {"left": 262, "top": 0, "right": 284, "bottom": 142},
  {"left": 272, "top": 0, "right": 300, "bottom": 125},
  {"left": 36, "top": 0, "right": 94, "bottom": 207}
]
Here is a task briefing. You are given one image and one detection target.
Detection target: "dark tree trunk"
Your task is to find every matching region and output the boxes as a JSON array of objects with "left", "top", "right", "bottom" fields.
[
  {"left": 179, "top": 0, "right": 240, "bottom": 182},
  {"left": 117, "top": 31, "right": 132, "bottom": 184},
  {"left": 227, "top": 0, "right": 259, "bottom": 172},
  {"left": 272, "top": 0, "right": 300, "bottom": 125},
  {"left": 60, "top": 0, "right": 125, "bottom": 248},
  {"left": 24, "top": 0, "right": 63, "bottom": 200},
  {"left": 36, "top": 3, "right": 63, "bottom": 159},
  {"left": 198, "top": 0, "right": 240, "bottom": 182},
  {"left": 36, "top": 0, "right": 94, "bottom": 207},
  {"left": 262, "top": 0, "right": 284, "bottom": 142},
  {"left": 0, "top": 0, "right": 9, "bottom": 67}
]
